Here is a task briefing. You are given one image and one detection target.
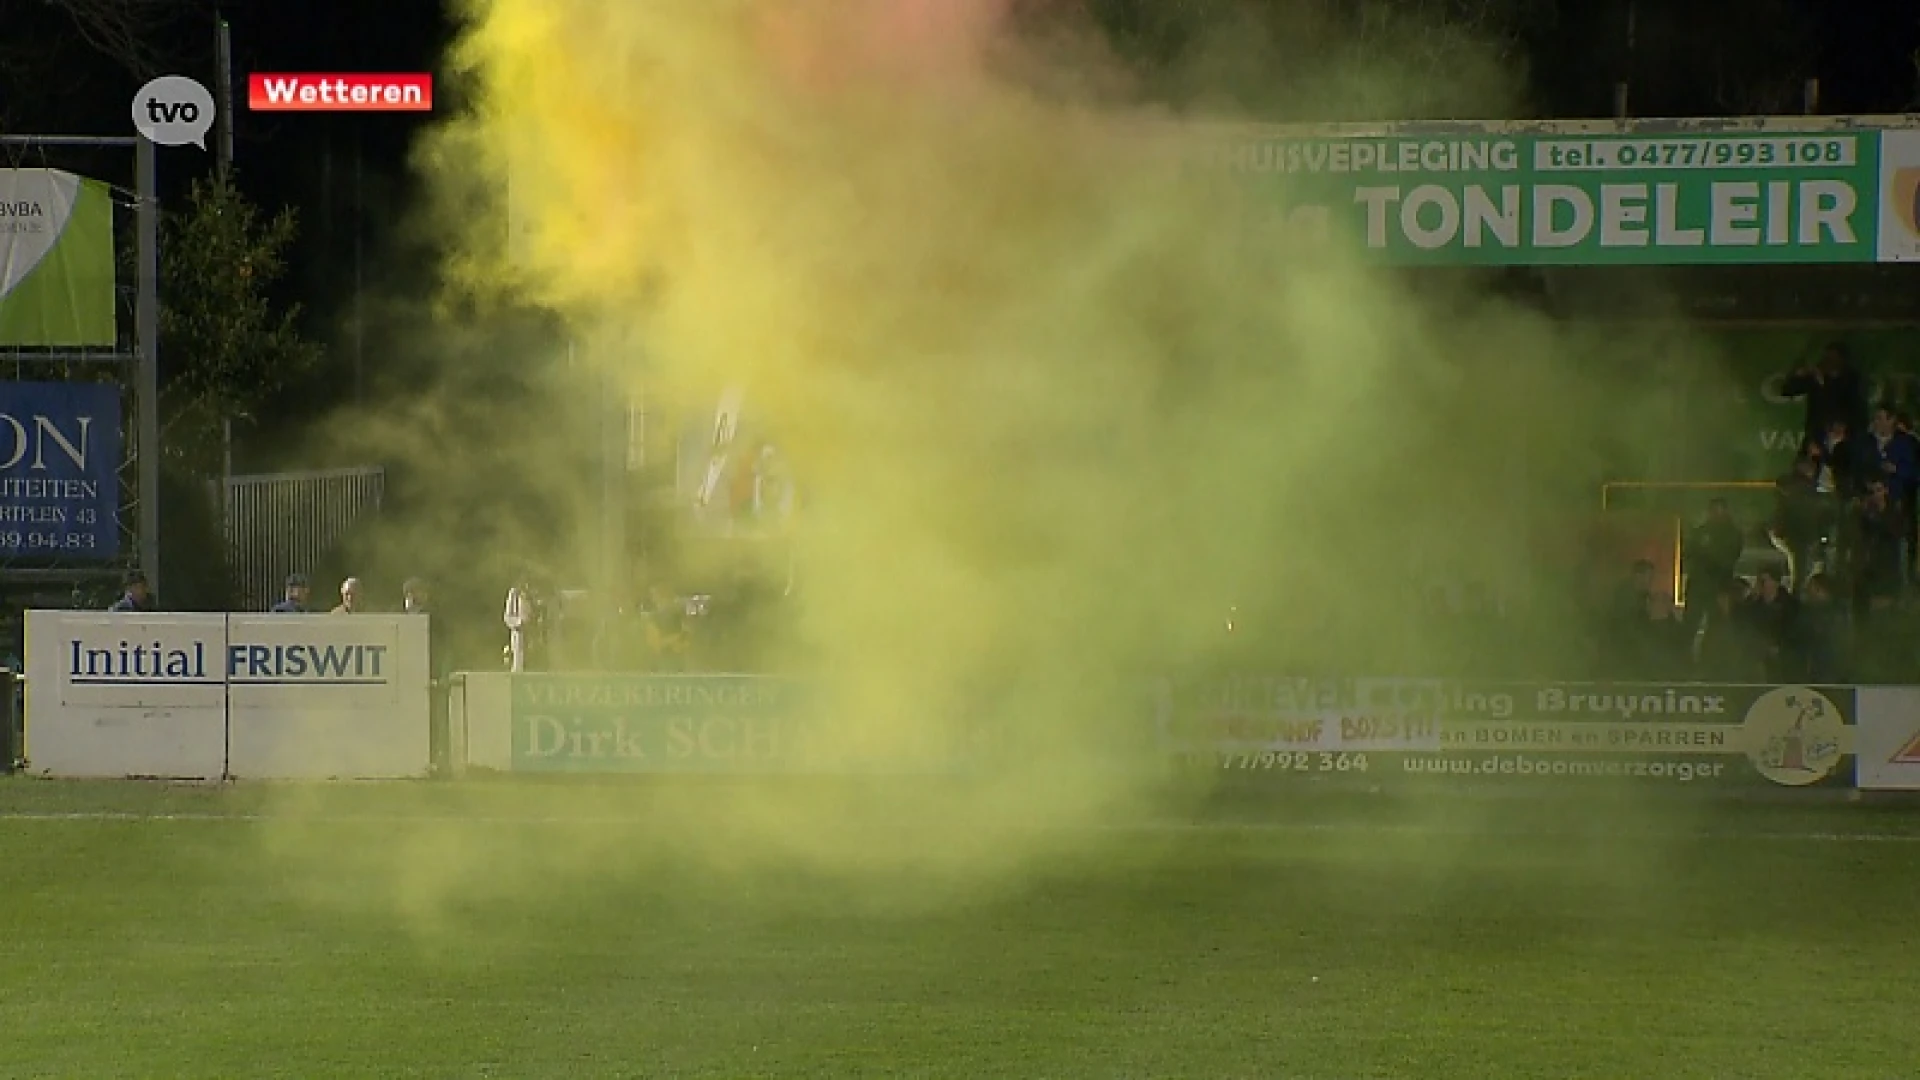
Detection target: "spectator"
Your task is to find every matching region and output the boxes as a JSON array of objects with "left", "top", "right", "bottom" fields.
[
  {"left": 1636, "top": 590, "right": 1689, "bottom": 679},
  {"left": 271, "top": 574, "right": 311, "bottom": 613},
  {"left": 1780, "top": 342, "right": 1869, "bottom": 449},
  {"left": 1864, "top": 405, "right": 1918, "bottom": 495},
  {"left": 591, "top": 590, "right": 643, "bottom": 672},
  {"left": 1614, "top": 559, "right": 1656, "bottom": 624},
  {"left": 1683, "top": 499, "right": 1744, "bottom": 634},
  {"left": 1693, "top": 579, "right": 1765, "bottom": 681},
  {"left": 1816, "top": 421, "right": 1867, "bottom": 497},
  {"left": 1769, "top": 452, "right": 1834, "bottom": 590},
  {"left": 1842, "top": 478, "right": 1904, "bottom": 615},
  {"left": 641, "top": 583, "right": 690, "bottom": 672},
  {"left": 402, "top": 577, "right": 430, "bottom": 615},
  {"left": 1782, "top": 572, "right": 1846, "bottom": 683},
  {"left": 1741, "top": 569, "right": 1797, "bottom": 680},
  {"left": 107, "top": 570, "right": 152, "bottom": 613},
  {"left": 331, "top": 577, "right": 365, "bottom": 614},
  {"left": 504, "top": 573, "right": 533, "bottom": 672},
  {"left": 1898, "top": 410, "right": 1920, "bottom": 582}
]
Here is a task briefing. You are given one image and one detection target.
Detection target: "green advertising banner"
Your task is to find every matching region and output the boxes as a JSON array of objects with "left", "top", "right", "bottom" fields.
[
  {"left": 0, "top": 170, "right": 116, "bottom": 347},
  {"left": 1163, "top": 677, "right": 1856, "bottom": 790},
  {"left": 511, "top": 675, "right": 811, "bottom": 773},
  {"left": 1224, "top": 124, "right": 1920, "bottom": 266},
  {"left": 506, "top": 674, "right": 978, "bottom": 775}
]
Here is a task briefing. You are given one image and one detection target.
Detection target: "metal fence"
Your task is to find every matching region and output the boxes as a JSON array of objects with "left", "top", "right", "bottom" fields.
[{"left": 224, "top": 466, "right": 385, "bottom": 610}]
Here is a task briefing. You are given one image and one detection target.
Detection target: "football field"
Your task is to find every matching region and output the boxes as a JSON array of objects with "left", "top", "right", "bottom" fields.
[{"left": 4, "top": 779, "right": 1917, "bottom": 1078}]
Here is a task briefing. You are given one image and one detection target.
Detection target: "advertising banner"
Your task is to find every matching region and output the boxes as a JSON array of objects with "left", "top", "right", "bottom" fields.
[
  {"left": 0, "top": 170, "right": 116, "bottom": 346},
  {"left": 1164, "top": 678, "right": 1856, "bottom": 789},
  {"left": 1852, "top": 687, "right": 1920, "bottom": 790},
  {"left": 510, "top": 674, "right": 814, "bottom": 773},
  {"left": 26, "top": 611, "right": 228, "bottom": 780},
  {"left": 1221, "top": 125, "right": 1920, "bottom": 266},
  {"left": 500, "top": 674, "right": 987, "bottom": 775},
  {"left": 225, "top": 614, "right": 429, "bottom": 780},
  {"left": 23, "top": 611, "right": 431, "bottom": 780},
  {"left": 0, "top": 381, "right": 121, "bottom": 558}
]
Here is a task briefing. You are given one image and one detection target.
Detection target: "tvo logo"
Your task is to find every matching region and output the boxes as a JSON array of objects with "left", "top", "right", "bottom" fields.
[{"left": 132, "top": 75, "right": 216, "bottom": 149}]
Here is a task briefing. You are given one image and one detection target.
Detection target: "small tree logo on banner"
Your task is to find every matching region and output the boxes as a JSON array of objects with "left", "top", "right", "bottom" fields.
[{"left": 1745, "top": 687, "right": 1846, "bottom": 786}]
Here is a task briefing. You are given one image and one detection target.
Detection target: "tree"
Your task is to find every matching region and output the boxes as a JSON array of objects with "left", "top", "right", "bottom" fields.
[
  {"left": 0, "top": 0, "right": 210, "bottom": 134},
  {"left": 152, "top": 172, "right": 323, "bottom": 474}
]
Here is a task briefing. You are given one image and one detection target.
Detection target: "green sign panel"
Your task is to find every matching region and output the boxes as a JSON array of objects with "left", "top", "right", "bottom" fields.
[
  {"left": 511, "top": 674, "right": 812, "bottom": 773},
  {"left": 0, "top": 170, "right": 116, "bottom": 346},
  {"left": 1225, "top": 126, "right": 1920, "bottom": 266},
  {"left": 507, "top": 674, "right": 977, "bottom": 775},
  {"left": 1163, "top": 678, "right": 1856, "bottom": 789}
]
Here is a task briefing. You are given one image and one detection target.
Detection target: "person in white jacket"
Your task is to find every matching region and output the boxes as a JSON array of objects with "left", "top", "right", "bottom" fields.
[{"left": 504, "top": 578, "right": 532, "bottom": 672}]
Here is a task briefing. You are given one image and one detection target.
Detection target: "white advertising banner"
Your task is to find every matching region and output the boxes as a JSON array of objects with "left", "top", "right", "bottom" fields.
[
  {"left": 1853, "top": 687, "right": 1920, "bottom": 790},
  {"left": 1875, "top": 131, "right": 1920, "bottom": 263},
  {"left": 452, "top": 671, "right": 513, "bottom": 774},
  {"left": 226, "top": 614, "right": 429, "bottom": 780},
  {"left": 23, "top": 611, "right": 432, "bottom": 781},
  {"left": 26, "top": 612, "right": 228, "bottom": 780}
]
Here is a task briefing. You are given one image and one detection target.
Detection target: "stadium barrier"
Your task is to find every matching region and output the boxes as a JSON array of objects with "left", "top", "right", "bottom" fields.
[
  {"left": 22, "top": 610, "right": 431, "bottom": 781},
  {"left": 453, "top": 672, "right": 1920, "bottom": 792},
  {"left": 1854, "top": 687, "right": 1920, "bottom": 791},
  {"left": 1, "top": 668, "right": 19, "bottom": 773}
]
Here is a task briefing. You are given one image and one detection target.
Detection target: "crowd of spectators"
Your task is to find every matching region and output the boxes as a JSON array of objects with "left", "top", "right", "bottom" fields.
[
  {"left": 1612, "top": 342, "right": 1920, "bottom": 684},
  {"left": 501, "top": 572, "right": 787, "bottom": 676}
]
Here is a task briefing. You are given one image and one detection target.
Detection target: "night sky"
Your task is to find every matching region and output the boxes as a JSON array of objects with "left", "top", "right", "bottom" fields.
[{"left": 4, "top": 0, "right": 1917, "bottom": 441}]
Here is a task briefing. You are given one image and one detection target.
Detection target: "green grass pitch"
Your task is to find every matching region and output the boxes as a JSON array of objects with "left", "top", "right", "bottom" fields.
[{"left": 5, "top": 778, "right": 1918, "bottom": 1078}]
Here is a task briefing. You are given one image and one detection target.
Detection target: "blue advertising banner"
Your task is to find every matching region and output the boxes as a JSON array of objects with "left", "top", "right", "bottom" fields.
[{"left": 0, "top": 381, "right": 120, "bottom": 558}]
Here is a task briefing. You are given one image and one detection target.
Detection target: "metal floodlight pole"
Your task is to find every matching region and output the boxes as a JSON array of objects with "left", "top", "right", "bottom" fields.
[
  {"left": 215, "top": 15, "right": 236, "bottom": 174},
  {"left": 136, "top": 138, "right": 162, "bottom": 597}
]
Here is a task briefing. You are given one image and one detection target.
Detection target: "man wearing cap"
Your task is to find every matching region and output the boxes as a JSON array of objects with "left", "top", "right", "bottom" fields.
[
  {"left": 272, "top": 574, "right": 312, "bottom": 613},
  {"left": 107, "top": 570, "right": 152, "bottom": 612},
  {"left": 331, "top": 577, "right": 365, "bottom": 614}
]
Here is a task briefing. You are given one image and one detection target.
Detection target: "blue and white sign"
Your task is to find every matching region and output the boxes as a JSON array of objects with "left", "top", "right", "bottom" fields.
[{"left": 0, "top": 381, "right": 120, "bottom": 558}]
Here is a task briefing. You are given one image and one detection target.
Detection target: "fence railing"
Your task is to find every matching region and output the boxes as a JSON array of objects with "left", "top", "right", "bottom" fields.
[{"left": 224, "top": 466, "right": 385, "bottom": 610}]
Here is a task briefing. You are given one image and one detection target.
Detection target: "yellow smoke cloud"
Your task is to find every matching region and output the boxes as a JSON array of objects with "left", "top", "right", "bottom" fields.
[{"left": 272, "top": 0, "right": 1695, "bottom": 913}]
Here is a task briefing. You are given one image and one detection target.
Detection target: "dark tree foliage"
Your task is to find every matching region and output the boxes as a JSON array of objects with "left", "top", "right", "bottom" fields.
[
  {"left": 0, "top": 0, "right": 213, "bottom": 134},
  {"left": 150, "top": 171, "right": 323, "bottom": 474}
]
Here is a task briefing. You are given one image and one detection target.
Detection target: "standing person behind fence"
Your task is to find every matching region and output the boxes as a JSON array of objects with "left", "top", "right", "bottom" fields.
[
  {"left": 504, "top": 573, "right": 533, "bottom": 672},
  {"left": 404, "top": 576, "right": 451, "bottom": 677},
  {"left": 107, "top": 570, "right": 152, "bottom": 613},
  {"left": 271, "top": 574, "right": 312, "bottom": 613},
  {"left": 641, "top": 583, "right": 690, "bottom": 672},
  {"left": 1682, "top": 500, "right": 1744, "bottom": 636},
  {"left": 331, "top": 577, "right": 366, "bottom": 614}
]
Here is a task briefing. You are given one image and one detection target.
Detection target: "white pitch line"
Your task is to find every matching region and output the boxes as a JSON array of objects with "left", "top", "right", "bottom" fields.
[{"left": 2, "top": 810, "right": 1920, "bottom": 844}]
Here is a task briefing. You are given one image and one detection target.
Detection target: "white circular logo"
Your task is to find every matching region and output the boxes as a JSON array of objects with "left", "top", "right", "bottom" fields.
[{"left": 1745, "top": 686, "right": 1846, "bottom": 787}]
